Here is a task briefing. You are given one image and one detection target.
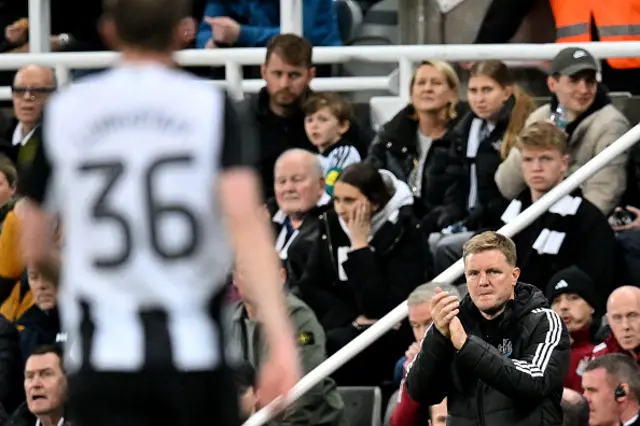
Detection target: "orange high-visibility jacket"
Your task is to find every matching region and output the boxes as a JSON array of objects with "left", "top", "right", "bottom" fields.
[{"left": 550, "top": 0, "right": 640, "bottom": 69}]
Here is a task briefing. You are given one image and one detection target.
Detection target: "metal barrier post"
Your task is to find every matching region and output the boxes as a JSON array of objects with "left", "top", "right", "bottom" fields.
[
  {"left": 280, "top": 0, "right": 303, "bottom": 35},
  {"left": 28, "top": 0, "right": 51, "bottom": 53}
]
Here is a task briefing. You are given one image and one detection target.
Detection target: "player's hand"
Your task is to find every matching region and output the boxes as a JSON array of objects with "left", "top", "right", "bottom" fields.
[
  {"left": 430, "top": 287, "right": 459, "bottom": 338},
  {"left": 257, "top": 333, "right": 302, "bottom": 409}
]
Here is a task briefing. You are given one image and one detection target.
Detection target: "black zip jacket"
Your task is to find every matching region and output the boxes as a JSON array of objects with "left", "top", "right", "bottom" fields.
[
  {"left": 406, "top": 283, "right": 570, "bottom": 426},
  {"left": 297, "top": 206, "right": 427, "bottom": 330}
]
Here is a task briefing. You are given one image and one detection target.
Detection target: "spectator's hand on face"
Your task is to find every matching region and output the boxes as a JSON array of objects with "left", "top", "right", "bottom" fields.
[
  {"left": 204, "top": 16, "right": 241, "bottom": 45},
  {"left": 5, "top": 18, "right": 28, "bottom": 45},
  {"left": 347, "top": 200, "right": 372, "bottom": 248},
  {"left": 612, "top": 205, "right": 640, "bottom": 232}
]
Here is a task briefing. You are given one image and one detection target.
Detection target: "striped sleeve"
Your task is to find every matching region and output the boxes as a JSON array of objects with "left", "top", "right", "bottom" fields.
[
  {"left": 455, "top": 308, "right": 570, "bottom": 398},
  {"left": 323, "top": 145, "right": 361, "bottom": 196}
]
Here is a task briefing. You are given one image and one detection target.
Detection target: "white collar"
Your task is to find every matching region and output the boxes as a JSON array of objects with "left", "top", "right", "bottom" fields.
[
  {"left": 624, "top": 413, "right": 639, "bottom": 426},
  {"left": 12, "top": 122, "right": 38, "bottom": 147},
  {"left": 35, "top": 417, "right": 64, "bottom": 426}
]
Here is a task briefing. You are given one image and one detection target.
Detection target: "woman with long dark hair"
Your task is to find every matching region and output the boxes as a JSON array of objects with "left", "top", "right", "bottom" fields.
[{"left": 298, "top": 162, "right": 427, "bottom": 386}]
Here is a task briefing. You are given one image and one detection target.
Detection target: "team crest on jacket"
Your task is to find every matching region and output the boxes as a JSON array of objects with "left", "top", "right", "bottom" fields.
[{"left": 498, "top": 338, "right": 513, "bottom": 357}]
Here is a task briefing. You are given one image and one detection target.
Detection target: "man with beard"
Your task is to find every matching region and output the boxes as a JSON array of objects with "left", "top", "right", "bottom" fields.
[
  {"left": 241, "top": 34, "right": 371, "bottom": 199},
  {"left": 406, "top": 231, "right": 570, "bottom": 426}
]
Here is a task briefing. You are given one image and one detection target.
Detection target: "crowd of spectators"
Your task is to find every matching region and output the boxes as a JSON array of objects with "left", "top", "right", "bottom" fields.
[{"left": 1, "top": 0, "right": 640, "bottom": 425}]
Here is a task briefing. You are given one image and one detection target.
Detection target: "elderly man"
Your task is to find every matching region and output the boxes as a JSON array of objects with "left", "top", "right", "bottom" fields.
[
  {"left": 1, "top": 65, "right": 56, "bottom": 174},
  {"left": 8, "top": 344, "right": 70, "bottom": 426},
  {"left": 270, "top": 149, "right": 331, "bottom": 290},
  {"left": 593, "top": 286, "right": 640, "bottom": 362},
  {"left": 406, "top": 231, "right": 570, "bottom": 426}
]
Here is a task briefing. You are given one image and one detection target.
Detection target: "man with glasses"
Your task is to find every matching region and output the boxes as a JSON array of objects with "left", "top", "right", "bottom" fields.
[{"left": 1, "top": 65, "right": 56, "bottom": 174}]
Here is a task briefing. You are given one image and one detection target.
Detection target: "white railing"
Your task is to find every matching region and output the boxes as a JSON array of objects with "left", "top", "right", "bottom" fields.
[
  {"left": 244, "top": 122, "right": 640, "bottom": 426},
  {"left": 1, "top": 42, "right": 640, "bottom": 101}
]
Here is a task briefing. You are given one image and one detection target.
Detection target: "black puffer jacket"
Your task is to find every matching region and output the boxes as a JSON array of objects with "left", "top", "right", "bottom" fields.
[
  {"left": 366, "top": 103, "right": 467, "bottom": 232},
  {"left": 406, "top": 283, "right": 570, "bottom": 426}
]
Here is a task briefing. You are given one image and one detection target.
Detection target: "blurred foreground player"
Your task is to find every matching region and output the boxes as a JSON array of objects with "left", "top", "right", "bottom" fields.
[{"left": 18, "top": 0, "right": 301, "bottom": 425}]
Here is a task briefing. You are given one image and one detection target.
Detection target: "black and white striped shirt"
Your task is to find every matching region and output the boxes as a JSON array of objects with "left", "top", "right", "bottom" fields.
[{"left": 22, "top": 64, "right": 246, "bottom": 373}]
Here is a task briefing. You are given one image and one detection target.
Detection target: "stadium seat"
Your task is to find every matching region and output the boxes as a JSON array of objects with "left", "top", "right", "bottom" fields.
[
  {"left": 338, "top": 386, "right": 383, "bottom": 426},
  {"left": 335, "top": 0, "right": 364, "bottom": 43}
]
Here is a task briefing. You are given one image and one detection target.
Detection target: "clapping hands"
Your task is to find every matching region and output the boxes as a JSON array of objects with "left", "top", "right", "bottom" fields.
[{"left": 430, "top": 287, "right": 468, "bottom": 349}]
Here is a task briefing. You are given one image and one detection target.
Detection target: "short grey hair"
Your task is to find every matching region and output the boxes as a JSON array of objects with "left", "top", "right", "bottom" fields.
[
  {"left": 274, "top": 148, "right": 323, "bottom": 180},
  {"left": 407, "top": 282, "right": 460, "bottom": 307}
]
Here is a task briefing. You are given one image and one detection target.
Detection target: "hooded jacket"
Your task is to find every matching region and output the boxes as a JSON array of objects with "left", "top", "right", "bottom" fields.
[
  {"left": 297, "top": 171, "right": 428, "bottom": 329},
  {"left": 406, "top": 283, "right": 570, "bottom": 426}
]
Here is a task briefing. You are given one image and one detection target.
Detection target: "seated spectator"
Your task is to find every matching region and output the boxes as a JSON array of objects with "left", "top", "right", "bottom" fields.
[
  {"left": 496, "top": 47, "right": 630, "bottom": 215},
  {"left": 546, "top": 267, "right": 600, "bottom": 392},
  {"left": 367, "top": 60, "right": 464, "bottom": 234},
  {"left": 0, "top": 312, "right": 23, "bottom": 423},
  {"left": 0, "top": 199, "right": 28, "bottom": 304},
  {"left": 561, "top": 388, "right": 589, "bottom": 426},
  {"left": 234, "top": 362, "right": 259, "bottom": 423},
  {"left": 593, "top": 286, "right": 640, "bottom": 363},
  {"left": 240, "top": 35, "right": 371, "bottom": 198},
  {"left": 610, "top": 205, "right": 640, "bottom": 285},
  {"left": 0, "top": 270, "right": 33, "bottom": 323},
  {"left": 389, "top": 284, "right": 459, "bottom": 426},
  {"left": 500, "top": 121, "right": 614, "bottom": 299},
  {"left": 1, "top": 65, "right": 55, "bottom": 176},
  {"left": 429, "top": 60, "right": 535, "bottom": 275},
  {"left": 303, "top": 93, "right": 361, "bottom": 196},
  {"left": 16, "top": 266, "right": 60, "bottom": 361},
  {"left": 298, "top": 162, "right": 426, "bottom": 385},
  {"left": 231, "top": 257, "right": 346, "bottom": 426},
  {"left": 8, "top": 345, "right": 69, "bottom": 426},
  {"left": 196, "top": 0, "right": 341, "bottom": 49},
  {"left": 269, "top": 149, "right": 330, "bottom": 287},
  {"left": 582, "top": 354, "right": 640, "bottom": 426},
  {"left": 0, "top": 159, "right": 17, "bottom": 228}
]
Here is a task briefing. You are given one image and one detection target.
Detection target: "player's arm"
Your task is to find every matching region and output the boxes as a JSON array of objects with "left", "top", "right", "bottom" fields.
[
  {"left": 217, "top": 93, "right": 301, "bottom": 403},
  {"left": 19, "top": 130, "right": 61, "bottom": 285}
]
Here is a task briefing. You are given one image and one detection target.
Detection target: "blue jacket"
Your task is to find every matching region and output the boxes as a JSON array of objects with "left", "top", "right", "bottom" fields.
[{"left": 196, "top": 0, "right": 342, "bottom": 48}]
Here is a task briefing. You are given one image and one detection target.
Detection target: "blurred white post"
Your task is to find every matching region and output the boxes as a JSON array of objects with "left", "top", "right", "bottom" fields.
[
  {"left": 398, "top": 57, "right": 414, "bottom": 102},
  {"left": 28, "top": 0, "right": 51, "bottom": 53},
  {"left": 225, "top": 61, "right": 244, "bottom": 101},
  {"left": 280, "top": 0, "right": 303, "bottom": 36}
]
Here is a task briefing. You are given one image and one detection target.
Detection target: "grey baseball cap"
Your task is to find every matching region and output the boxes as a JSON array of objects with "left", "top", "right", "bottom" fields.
[{"left": 550, "top": 47, "right": 600, "bottom": 77}]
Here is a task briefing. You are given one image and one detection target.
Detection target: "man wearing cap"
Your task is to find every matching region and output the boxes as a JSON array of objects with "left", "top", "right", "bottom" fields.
[
  {"left": 547, "top": 266, "right": 601, "bottom": 393},
  {"left": 496, "top": 47, "right": 629, "bottom": 215}
]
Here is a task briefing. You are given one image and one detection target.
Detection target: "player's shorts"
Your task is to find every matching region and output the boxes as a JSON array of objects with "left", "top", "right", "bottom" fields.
[{"left": 68, "top": 367, "right": 240, "bottom": 426}]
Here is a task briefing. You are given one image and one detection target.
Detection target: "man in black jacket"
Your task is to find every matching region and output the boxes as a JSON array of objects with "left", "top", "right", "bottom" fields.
[
  {"left": 241, "top": 34, "right": 372, "bottom": 199},
  {"left": 406, "top": 231, "right": 570, "bottom": 426}
]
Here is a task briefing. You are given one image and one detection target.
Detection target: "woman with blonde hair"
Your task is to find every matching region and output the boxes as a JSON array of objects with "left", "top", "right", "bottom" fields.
[{"left": 367, "top": 60, "right": 466, "bottom": 235}]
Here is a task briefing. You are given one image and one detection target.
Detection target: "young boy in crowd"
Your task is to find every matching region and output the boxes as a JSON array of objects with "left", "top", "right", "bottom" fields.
[{"left": 303, "top": 92, "right": 361, "bottom": 196}]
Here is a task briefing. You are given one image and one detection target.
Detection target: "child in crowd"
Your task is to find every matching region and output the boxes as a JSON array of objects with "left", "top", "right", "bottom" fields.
[{"left": 303, "top": 92, "right": 361, "bottom": 196}]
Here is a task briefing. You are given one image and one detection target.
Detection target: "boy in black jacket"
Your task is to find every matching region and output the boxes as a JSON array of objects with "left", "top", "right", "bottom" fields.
[{"left": 499, "top": 121, "right": 615, "bottom": 312}]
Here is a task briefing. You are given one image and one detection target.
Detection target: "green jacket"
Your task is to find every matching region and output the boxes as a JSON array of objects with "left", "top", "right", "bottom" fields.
[{"left": 231, "top": 293, "right": 347, "bottom": 426}]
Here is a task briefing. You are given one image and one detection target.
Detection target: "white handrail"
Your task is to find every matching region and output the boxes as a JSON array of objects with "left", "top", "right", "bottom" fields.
[
  {"left": 243, "top": 123, "right": 640, "bottom": 426},
  {"left": 1, "top": 42, "right": 640, "bottom": 69}
]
